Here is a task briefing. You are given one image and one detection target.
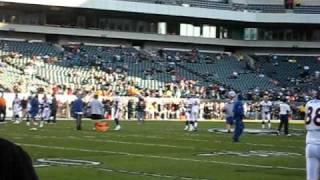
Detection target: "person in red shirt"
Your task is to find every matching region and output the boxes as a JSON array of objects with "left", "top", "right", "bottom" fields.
[{"left": 0, "top": 92, "right": 6, "bottom": 122}]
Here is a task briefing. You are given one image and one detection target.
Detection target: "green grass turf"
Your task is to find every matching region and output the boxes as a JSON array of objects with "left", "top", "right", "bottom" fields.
[{"left": 0, "top": 120, "right": 306, "bottom": 180}]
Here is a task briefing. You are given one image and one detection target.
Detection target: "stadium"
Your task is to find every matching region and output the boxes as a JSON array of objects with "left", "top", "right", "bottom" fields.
[{"left": 0, "top": 0, "right": 319, "bottom": 179}]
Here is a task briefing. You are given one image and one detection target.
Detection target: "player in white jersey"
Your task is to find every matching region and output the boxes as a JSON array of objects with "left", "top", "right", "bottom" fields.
[
  {"left": 184, "top": 96, "right": 193, "bottom": 131},
  {"left": 305, "top": 92, "right": 320, "bottom": 180},
  {"left": 260, "top": 96, "right": 273, "bottom": 129},
  {"left": 112, "top": 92, "right": 122, "bottom": 131},
  {"left": 223, "top": 91, "right": 236, "bottom": 133},
  {"left": 190, "top": 95, "right": 200, "bottom": 131},
  {"left": 12, "top": 94, "right": 21, "bottom": 124},
  {"left": 40, "top": 95, "right": 51, "bottom": 128}
]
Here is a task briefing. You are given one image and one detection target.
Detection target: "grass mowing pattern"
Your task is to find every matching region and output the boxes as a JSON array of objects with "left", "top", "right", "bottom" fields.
[{"left": 0, "top": 121, "right": 305, "bottom": 180}]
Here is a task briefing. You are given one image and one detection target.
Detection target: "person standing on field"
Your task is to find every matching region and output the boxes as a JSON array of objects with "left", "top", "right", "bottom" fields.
[
  {"left": 305, "top": 91, "right": 320, "bottom": 180},
  {"left": 136, "top": 96, "right": 146, "bottom": 124},
  {"left": 0, "top": 92, "right": 6, "bottom": 122},
  {"left": 71, "top": 95, "right": 84, "bottom": 130},
  {"left": 278, "top": 98, "right": 291, "bottom": 136},
  {"left": 233, "top": 94, "right": 245, "bottom": 142},
  {"left": 50, "top": 94, "right": 58, "bottom": 123}
]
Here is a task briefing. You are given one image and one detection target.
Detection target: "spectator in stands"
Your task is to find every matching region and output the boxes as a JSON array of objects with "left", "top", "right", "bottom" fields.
[
  {"left": 231, "top": 71, "right": 239, "bottom": 79},
  {"left": 315, "top": 71, "right": 320, "bottom": 79},
  {"left": 0, "top": 138, "right": 38, "bottom": 180},
  {"left": 286, "top": 0, "right": 294, "bottom": 9}
]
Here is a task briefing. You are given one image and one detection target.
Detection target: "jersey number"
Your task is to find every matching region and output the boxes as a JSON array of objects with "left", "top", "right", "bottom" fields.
[{"left": 306, "top": 107, "right": 320, "bottom": 125}]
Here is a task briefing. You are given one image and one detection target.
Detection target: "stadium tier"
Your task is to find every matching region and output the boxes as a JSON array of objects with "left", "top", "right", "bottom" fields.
[
  {"left": 251, "top": 55, "right": 320, "bottom": 90},
  {"left": 1, "top": 1, "right": 320, "bottom": 180},
  {"left": 120, "top": 0, "right": 288, "bottom": 13},
  {"left": 1, "top": 40, "right": 319, "bottom": 97}
]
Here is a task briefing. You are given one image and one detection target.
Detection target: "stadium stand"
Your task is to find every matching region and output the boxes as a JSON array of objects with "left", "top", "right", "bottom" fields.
[
  {"left": 293, "top": 5, "right": 320, "bottom": 14},
  {"left": 250, "top": 55, "right": 320, "bottom": 90},
  {"left": 0, "top": 39, "right": 319, "bottom": 99},
  {"left": 120, "top": 0, "right": 287, "bottom": 13}
]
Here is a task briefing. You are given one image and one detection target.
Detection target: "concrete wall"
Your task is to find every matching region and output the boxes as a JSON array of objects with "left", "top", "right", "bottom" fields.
[
  {"left": 231, "top": 0, "right": 284, "bottom": 5},
  {"left": 0, "top": 23, "right": 320, "bottom": 49},
  {"left": 0, "top": 0, "right": 319, "bottom": 24},
  {"left": 301, "top": 0, "right": 320, "bottom": 6},
  {"left": 0, "top": 31, "right": 45, "bottom": 41},
  {"left": 57, "top": 36, "right": 132, "bottom": 47},
  {"left": 143, "top": 42, "right": 225, "bottom": 52},
  {"left": 0, "top": 23, "right": 320, "bottom": 50}
]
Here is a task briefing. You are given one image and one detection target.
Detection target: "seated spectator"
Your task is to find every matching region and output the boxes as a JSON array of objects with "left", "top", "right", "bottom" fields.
[{"left": 315, "top": 71, "right": 320, "bottom": 79}]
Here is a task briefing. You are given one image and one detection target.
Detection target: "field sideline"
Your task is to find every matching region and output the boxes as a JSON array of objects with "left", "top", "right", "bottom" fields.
[{"left": 0, "top": 121, "right": 306, "bottom": 180}]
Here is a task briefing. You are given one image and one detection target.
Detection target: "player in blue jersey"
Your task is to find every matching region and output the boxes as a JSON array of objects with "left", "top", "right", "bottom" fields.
[{"left": 233, "top": 94, "right": 244, "bottom": 142}]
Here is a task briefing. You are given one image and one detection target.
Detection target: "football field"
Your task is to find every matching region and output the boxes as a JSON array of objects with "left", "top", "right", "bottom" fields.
[{"left": 0, "top": 121, "right": 306, "bottom": 180}]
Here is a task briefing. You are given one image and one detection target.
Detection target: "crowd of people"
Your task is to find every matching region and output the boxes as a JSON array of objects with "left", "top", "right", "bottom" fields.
[{"left": 0, "top": 88, "right": 311, "bottom": 132}]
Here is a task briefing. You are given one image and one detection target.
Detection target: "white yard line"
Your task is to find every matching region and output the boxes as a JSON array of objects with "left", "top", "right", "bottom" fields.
[
  {"left": 19, "top": 143, "right": 305, "bottom": 172},
  {"left": 6, "top": 131, "right": 304, "bottom": 150},
  {"left": 38, "top": 118, "right": 306, "bottom": 124},
  {"left": 94, "top": 167, "right": 209, "bottom": 180},
  {"left": 15, "top": 134, "right": 196, "bottom": 150}
]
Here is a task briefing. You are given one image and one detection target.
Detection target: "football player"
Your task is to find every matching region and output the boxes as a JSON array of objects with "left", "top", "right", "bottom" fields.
[
  {"left": 184, "top": 95, "right": 192, "bottom": 131},
  {"left": 260, "top": 96, "right": 273, "bottom": 129},
  {"left": 112, "top": 91, "right": 122, "bottom": 131},
  {"left": 223, "top": 91, "right": 236, "bottom": 133},
  {"left": 39, "top": 94, "right": 51, "bottom": 128},
  {"left": 305, "top": 91, "right": 320, "bottom": 180},
  {"left": 12, "top": 94, "right": 22, "bottom": 124},
  {"left": 190, "top": 94, "right": 200, "bottom": 131},
  {"left": 27, "top": 94, "right": 40, "bottom": 130}
]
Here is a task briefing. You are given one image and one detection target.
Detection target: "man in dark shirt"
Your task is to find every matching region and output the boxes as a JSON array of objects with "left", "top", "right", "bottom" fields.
[
  {"left": 50, "top": 94, "right": 58, "bottom": 123},
  {"left": 136, "top": 97, "right": 146, "bottom": 123},
  {"left": 20, "top": 97, "right": 28, "bottom": 122},
  {"left": 71, "top": 95, "right": 84, "bottom": 130},
  {"left": 128, "top": 100, "right": 134, "bottom": 120}
]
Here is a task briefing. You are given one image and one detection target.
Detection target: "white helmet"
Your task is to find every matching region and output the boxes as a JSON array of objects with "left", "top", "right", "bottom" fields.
[{"left": 228, "top": 91, "right": 236, "bottom": 98}]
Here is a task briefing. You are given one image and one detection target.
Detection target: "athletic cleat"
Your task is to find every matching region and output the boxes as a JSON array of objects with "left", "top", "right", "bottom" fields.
[
  {"left": 29, "top": 127, "right": 38, "bottom": 131},
  {"left": 39, "top": 122, "right": 44, "bottom": 128},
  {"left": 188, "top": 126, "right": 194, "bottom": 132},
  {"left": 26, "top": 122, "right": 30, "bottom": 126},
  {"left": 13, "top": 121, "right": 20, "bottom": 124},
  {"left": 114, "top": 125, "right": 121, "bottom": 131},
  {"left": 33, "top": 122, "right": 39, "bottom": 126},
  {"left": 184, "top": 126, "right": 188, "bottom": 131}
]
